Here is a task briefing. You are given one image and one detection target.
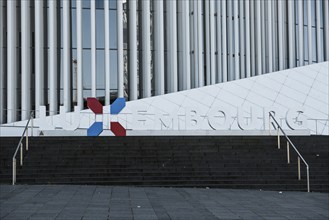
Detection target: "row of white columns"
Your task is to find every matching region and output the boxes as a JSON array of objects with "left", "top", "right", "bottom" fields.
[{"left": 0, "top": 0, "right": 329, "bottom": 123}]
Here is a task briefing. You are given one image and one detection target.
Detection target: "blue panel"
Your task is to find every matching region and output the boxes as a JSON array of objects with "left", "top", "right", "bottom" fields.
[
  {"left": 110, "top": 98, "right": 126, "bottom": 115},
  {"left": 87, "top": 122, "right": 103, "bottom": 136}
]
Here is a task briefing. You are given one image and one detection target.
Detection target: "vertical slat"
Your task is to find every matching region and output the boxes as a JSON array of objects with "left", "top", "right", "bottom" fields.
[
  {"left": 298, "top": 0, "right": 304, "bottom": 66},
  {"left": 272, "top": 0, "right": 277, "bottom": 70},
  {"left": 35, "top": 0, "right": 45, "bottom": 117},
  {"left": 193, "top": 1, "right": 199, "bottom": 87},
  {"left": 307, "top": 0, "right": 313, "bottom": 65},
  {"left": 197, "top": 0, "right": 204, "bottom": 86},
  {"left": 7, "top": 0, "right": 17, "bottom": 122},
  {"left": 239, "top": 0, "right": 245, "bottom": 78},
  {"left": 288, "top": 0, "right": 294, "bottom": 68},
  {"left": 216, "top": 1, "right": 222, "bottom": 82},
  {"left": 154, "top": 0, "right": 165, "bottom": 95},
  {"left": 316, "top": 0, "right": 322, "bottom": 62},
  {"left": 245, "top": 0, "right": 251, "bottom": 78},
  {"left": 205, "top": 0, "right": 210, "bottom": 85},
  {"left": 324, "top": 0, "right": 329, "bottom": 61},
  {"left": 117, "top": 0, "right": 124, "bottom": 97},
  {"left": 221, "top": 0, "right": 227, "bottom": 82},
  {"left": 167, "top": 0, "right": 178, "bottom": 92},
  {"left": 76, "top": 0, "right": 83, "bottom": 109},
  {"left": 227, "top": 1, "right": 233, "bottom": 80},
  {"left": 278, "top": 0, "right": 284, "bottom": 70},
  {"left": 142, "top": 0, "right": 151, "bottom": 98},
  {"left": 267, "top": 0, "right": 273, "bottom": 73},
  {"left": 128, "top": 0, "right": 137, "bottom": 100},
  {"left": 0, "top": 0, "right": 3, "bottom": 124},
  {"left": 21, "top": 0, "right": 31, "bottom": 120},
  {"left": 250, "top": 0, "right": 255, "bottom": 76},
  {"left": 234, "top": 0, "right": 239, "bottom": 80},
  {"left": 183, "top": 0, "right": 191, "bottom": 89},
  {"left": 105, "top": 0, "right": 111, "bottom": 104},
  {"left": 261, "top": 0, "right": 266, "bottom": 74},
  {"left": 209, "top": 0, "right": 215, "bottom": 84},
  {"left": 63, "top": 0, "right": 71, "bottom": 111},
  {"left": 91, "top": 0, "right": 96, "bottom": 97},
  {"left": 49, "top": 0, "right": 57, "bottom": 116}
]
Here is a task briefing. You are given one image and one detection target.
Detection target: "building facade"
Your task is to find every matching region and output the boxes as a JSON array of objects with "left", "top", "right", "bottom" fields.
[{"left": 0, "top": 0, "right": 328, "bottom": 124}]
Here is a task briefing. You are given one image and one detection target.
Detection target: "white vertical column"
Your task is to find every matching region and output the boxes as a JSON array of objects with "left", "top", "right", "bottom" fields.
[
  {"left": 307, "top": 0, "right": 313, "bottom": 64},
  {"left": 76, "top": 0, "right": 83, "bottom": 109},
  {"left": 227, "top": 1, "right": 233, "bottom": 80},
  {"left": 49, "top": 0, "right": 57, "bottom": 115},
  {"left": 129, "top": 0, "right": 137, "bottom": 99},
  {"left": 142, "top": 0, "right": 151, "bottom": 98},
  {"left": 63, "top": 0, "right": 71, "bottom": 112},
  {"left": 267, "top": 0, "right": 273, "bottom": 73},
  {"left": 221, "top": 0, "right": 227, "bottom": 82},
  {"left": 256, "top": 0, "right": 262, "bottom": 75},
  {"left": 117, "top": 0, "right": 124, "bottom": 97},
  {"left": 21, "top": 0, "right": 31, "bottom": 120},
  {"left": 104, "top": 0, "right": 111, "bottom": 104},
  {"left": 0, "top": 0, "right": 3, "bottom": 123},
  {"left": 7, "top": 0, "right": 18, "bottom": 122},
  {"left": 205, "top": 0, "right": 210, "bottom": 85},
  {"left": 278, "top": 0, "right": 284, "bottom": 70},
  {"left": 91, "top": 0, "right": 96, "bottom": 97},
  {"left": 154, "top": 0, "right": 164, "bottom": 95},
  {"left": 183, "top": 0, "right": 191, "bottom": 89},
  {"left": 250, "top": 0, "right": 255, "bottom": 76},
  {"left": 193, "top": 1, "right": 199, "bottom": 87},
  {"left": 298, "top": 0, "right": 304, "bottom": 66},
  {"left": 325, "top": 0, "right": 329, "bottom": 61},
  {"left": 272, "top": 0, "right": 277, "bottom": 70},
  {"left": 167, "top": 0, "right": 178, "bottom": 92},
  {"left": 209, "top": 0, "right": 215, "bottom": 84},
  {"left": 35, "top": 0, "right": 45, "bottom": 116},
  {"left": 316, "top": 0, "right": 322, "bottom": 62},
  {"left": 197, "top": 0, "right": 204, "bottom": 86},
  {"left": 234, "top": 0, "right": 239, "bottom": 80},
  {"left": 216, "top": 1, "right": 222, "bottom": 83},
  {"left": 245, "top": 0, "right": 251, "bottom": 78},
  {"left": 261, "top": 1, "right": 266, "bottom": 73},
  {"left": 288, "top": 0, "right": 294, "bottom": 68},
  {"left": 239, "top": 0, "right": 245, "bottom": 78}
]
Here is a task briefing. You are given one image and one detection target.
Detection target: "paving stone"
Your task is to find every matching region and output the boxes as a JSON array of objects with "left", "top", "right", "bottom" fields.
[{"left": 0, "top": 185, "right": 328, "bottom": 220}]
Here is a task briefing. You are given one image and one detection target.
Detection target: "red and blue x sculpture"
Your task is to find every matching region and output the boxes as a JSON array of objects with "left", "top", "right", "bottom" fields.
[{"left": 87, "top": 97, "right": 126, "bottom": 136}]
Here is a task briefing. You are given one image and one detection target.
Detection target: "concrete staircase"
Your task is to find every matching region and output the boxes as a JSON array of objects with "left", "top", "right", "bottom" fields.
[{"left": 0, "top": 136, "right": 328, "bottom": 192}]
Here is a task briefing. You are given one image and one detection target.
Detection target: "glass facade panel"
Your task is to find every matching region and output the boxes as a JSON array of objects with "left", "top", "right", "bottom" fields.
[
  {"left": 82, "top": 9, "right": 91, "bottom": 48},
  {"left": 71, "top": 8, "right": 77, "bottom": 49},
  {"left": 109, "top": 10, "right": 117, "bottom": 49},
  {"left": 82, "top": 49, "right": 91, "bottom": 89},
  {"left": 110, "top": 50, "right": 118, "bottom": 90},
  {"left": 96, "top": 9, "right": 105, "bottom": 49}
]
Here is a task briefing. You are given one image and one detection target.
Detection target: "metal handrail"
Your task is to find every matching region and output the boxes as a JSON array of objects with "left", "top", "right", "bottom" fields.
[
  {"left": 269, "top": 112, "right": 310, "bottom": 192},
  {"left": 12, "top": 112, "right": 34, "bottom": 185}
]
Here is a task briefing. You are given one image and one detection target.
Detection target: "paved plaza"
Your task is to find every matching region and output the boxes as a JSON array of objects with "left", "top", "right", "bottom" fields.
[{"left": 0, "top": 185, "right": 328, "bottom": 220}]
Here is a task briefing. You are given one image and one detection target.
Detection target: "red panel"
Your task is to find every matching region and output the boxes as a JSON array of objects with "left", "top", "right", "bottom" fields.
[
  {"left": 111, "top": 122, "right": 126, "bottom": 136},
  {"left": 87, "top": 97, "right": 103, "bottom": 114}
]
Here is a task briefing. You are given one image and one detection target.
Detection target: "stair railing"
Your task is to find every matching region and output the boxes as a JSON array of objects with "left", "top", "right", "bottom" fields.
[
  {"left": 12, "top": 112, "right": 34, "bottom": 185},
  {"left": 269, "top": 112, "right": 310, "bottom": 192}
]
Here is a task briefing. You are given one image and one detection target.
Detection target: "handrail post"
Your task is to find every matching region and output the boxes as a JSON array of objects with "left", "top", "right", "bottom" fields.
[
  {"left": 307, "top": 166, "right": 310, "bottom": 192},
  {"left": 287, "top": 141, "right": 290, "bottom": 164},
  {"left": 26, "top": 126, "right": 29, "bottom": 151},
  {"left": 12, "top": 159, "right": 16, "bottom": 185},
  {"left": 269, "top": 115, "right": 271, "bottom": 135},
  {"left": 31, "top": 114, "right": 34, "bottom": 137},
  {"left": 20, "top": 143, "right": 23, "bottom": 166},
  {"left": 277, "top": 128, "right": 280, "bottom": 149},
  {"left": 298, "top": 157, "right": 301, "bottom": 180}
]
